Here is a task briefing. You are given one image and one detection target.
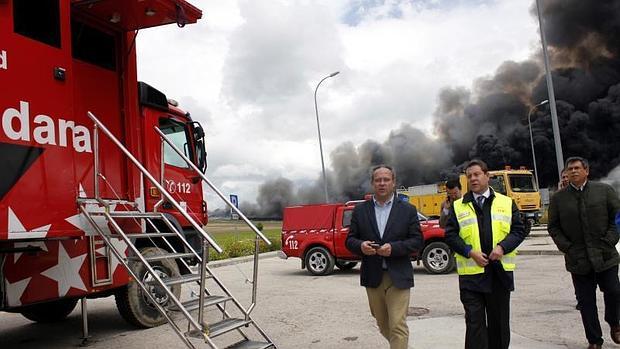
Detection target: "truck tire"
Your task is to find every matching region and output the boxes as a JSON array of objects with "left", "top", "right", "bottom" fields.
[
  {"left": 335, "top": 261, "right": 358, "bottom": 270},
  {"left": 115, "top": 247, "right": 181, "bottom": 328},
  {"left": 305, "top": 246, "right": 335, "bottom": 276},
  {"left": 422, "top": 242, "right": 455, "bottom": 274},
  {"left": 20, "top": 298, "right": 78, "bottom": 323}
]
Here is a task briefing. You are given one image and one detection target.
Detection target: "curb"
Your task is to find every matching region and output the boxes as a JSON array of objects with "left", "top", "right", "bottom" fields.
[
  {"left": 207, "top": 251, "right": 279, "bottom": 269},
  {"left": 528, "top": 233, "right": 549, "bottom": 237}
]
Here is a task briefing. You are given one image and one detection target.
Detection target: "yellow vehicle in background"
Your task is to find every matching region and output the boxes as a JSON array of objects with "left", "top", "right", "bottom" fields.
[{"left": 397, "top": 167, "right": 541, "bottom": 233}]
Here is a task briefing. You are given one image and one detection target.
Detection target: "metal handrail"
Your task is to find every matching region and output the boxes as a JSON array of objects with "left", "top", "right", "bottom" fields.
[
  {"left": 155, "top": 125, "right": 271, "bottom": 315},
  {"left": 87, "top": 111, "right": 223, "bottom": 253},
  {"left": 154, "top": 126, "right": 271, "bottom": 246}
]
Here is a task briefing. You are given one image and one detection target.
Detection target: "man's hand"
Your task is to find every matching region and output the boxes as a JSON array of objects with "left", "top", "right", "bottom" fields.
[
  {"left": 361, "top": 241, "right": 377, "bottom": 256},
  {"left": 442, "top": 199, "right": 451, "bottom": 210},
  {"left": 376, "top": 243, "right": 391, "bottom": 257},
  {"left": 469, "top": 250, "right": 488, "bottom": 267},
  {"left": 489, "top": 245, "right": 504, "bottom": 261}
]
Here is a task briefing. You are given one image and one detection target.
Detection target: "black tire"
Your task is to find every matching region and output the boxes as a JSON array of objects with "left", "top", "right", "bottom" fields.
[
  {"left": 304, "top": 246, "right": 335, "bottom": 276},
  {"left": 335, "top": 261, "right": 358, "bottom": 270},
  {"left": 115, "top": 247, "right": 181, "bottom": 328},
  {"left": 422, "top": 241, "right": 455, "bottom": 274},
  {"left": 20, "top": 298, "right": 78, "bottom": 323}
]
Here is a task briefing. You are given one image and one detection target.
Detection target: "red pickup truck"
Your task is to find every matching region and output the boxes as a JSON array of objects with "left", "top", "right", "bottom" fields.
[{"left": 279, "top": 200, "right": 455, "bottom": 275}]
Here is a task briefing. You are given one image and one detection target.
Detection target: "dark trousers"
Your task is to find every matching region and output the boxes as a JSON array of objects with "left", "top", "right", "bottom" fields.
[
  {"left": 572, "top": 265, "right": 620, "bottom": 345},
  {"left": 460, "top": 287, "right": 511, "bottom": 349}
]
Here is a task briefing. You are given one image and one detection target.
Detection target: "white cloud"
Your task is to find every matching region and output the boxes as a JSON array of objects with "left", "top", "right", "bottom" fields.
[{"left": 137, "top": 0, "right": 540, "bottom": 209}]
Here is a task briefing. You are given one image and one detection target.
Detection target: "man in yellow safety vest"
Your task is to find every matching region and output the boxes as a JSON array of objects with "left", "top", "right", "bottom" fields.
[{"left": 445, "top": 159, "right": 526, "bottom": 349}]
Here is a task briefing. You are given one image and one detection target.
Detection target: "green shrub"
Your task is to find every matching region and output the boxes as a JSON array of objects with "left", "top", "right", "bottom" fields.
[{"left": 207, "top": 234, "right": 281, "bottom": 261}]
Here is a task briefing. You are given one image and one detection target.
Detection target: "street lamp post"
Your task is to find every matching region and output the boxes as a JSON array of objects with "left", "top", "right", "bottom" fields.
[
  {"left": 314, "top": 71, "right": 340, "bottom": 203},
  {"left": 527, "top": 99, "right": 549, "bottom": 189},
  {"left": 535, "top": 0, "right": 564, "bottom": 177}
]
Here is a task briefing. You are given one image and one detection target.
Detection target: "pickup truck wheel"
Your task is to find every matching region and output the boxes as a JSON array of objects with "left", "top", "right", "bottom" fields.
[
  {"left": 115, "top": 247, "right": 181, "bottom": 328},
  {"left": 335, "top": 261, "right": 358, "bottom": 270},
  {"left": 20, "top": 298, "right": 78, "bottom": 323},
  {"left": 305, "top": 247, "right": 335, "bottom": 276},
  {"left": 422, "top": 242, "right": 455, "bottom": 274}
]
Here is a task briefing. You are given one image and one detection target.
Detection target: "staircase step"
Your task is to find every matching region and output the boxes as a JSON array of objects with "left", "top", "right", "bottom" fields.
[
  {"left": 104, "top": 211, "right": 164, "bottom": 219},
  {"left": 147, "top": 273, "right": 211, "bottom": 287},
  {"left": 128, "top": 252, "right": 195, "bottom": 262},
  {"left": 225, "top": 340, "right": 274, "bottom": 349},
  {"left": 210, "top": 318, "right": 251, "bottom": 338},
  {"left": 126, "top": 232, "right": 178, "bottom": 239},
  {"left": 167, "top": 295, "right": 231, "bottom": 312}
]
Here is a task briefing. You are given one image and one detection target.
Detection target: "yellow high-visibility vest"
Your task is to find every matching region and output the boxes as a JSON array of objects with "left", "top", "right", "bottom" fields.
[{"left": 453, "top": 192, "right": 517, "bottom": 275}]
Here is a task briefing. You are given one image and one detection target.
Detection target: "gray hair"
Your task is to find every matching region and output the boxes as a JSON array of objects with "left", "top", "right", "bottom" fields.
[{"left": 565, "top": 156, "right": 589, "bottom": 170}]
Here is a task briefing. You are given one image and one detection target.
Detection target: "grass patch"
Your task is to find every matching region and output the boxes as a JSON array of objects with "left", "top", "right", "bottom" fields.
[{"left": 207, "top": 224, "right": 282, "bottom": 261}]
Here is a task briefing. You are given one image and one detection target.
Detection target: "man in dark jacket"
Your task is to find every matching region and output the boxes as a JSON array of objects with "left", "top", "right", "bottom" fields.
[
  {"left": 445, "top": 159, "right": 526, "bottom": 349},
  {"left": 548, "top": 156, "right": 620, "bottom": 349},
  {"left": 346, "top": 165, "right": 423, "bottom": 349}
]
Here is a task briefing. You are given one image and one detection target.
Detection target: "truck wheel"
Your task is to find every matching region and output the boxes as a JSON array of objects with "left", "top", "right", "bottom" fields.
[
  {"left": 335, "top": 261, "right": 358, "bottom": 270},
  {"left": 422, "top": 242, "right": 455, "bottom": 274},
  {"left": 305, "top": 246, "right": 335, "bottom": 276},
  {"left": 20, "top": 298, "right": 78, "bottom": 323},
  {"left": 115, "top": 247, "right": 181, "bottom": 328}
]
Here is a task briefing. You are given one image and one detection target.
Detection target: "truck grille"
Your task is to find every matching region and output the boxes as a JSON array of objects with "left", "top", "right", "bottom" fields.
[{"left": 521, "top": 204, "right": 537, "bottom": 209}]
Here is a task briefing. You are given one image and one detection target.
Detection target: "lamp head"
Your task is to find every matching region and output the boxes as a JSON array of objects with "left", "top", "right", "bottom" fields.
[{"left": 329, "top": 71, "right": 340, "bottom": 78}]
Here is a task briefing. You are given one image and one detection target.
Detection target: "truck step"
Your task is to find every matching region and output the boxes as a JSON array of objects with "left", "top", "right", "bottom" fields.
[
  {"left": 185, "top": 318, "right": 251, "bottom": 339},
  {"left": 146, "top": 273, "right": 211, "bottom": 287},
  {"left": 128, "top": 252, "right": 195, "bottom": 262},
  {"left": 210, "top": 318, "right": 252, "bottom": 338},
  {"left": 167, "top": 295, "right": 231, "bottom": 312},
  {"left": 125, "top": 232, "right": 178, "bottom": 239},
  {"left": 91, "top": 211, "right": 164, "bottom": 219},
  {"left": 225, "top": 340, "right": 274, "bottom": 349}
]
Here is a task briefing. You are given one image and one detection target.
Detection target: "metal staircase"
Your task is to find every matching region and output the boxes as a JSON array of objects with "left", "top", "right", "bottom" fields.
[{"left": 79, "top": 111, "right": 276, "bottom": 349}]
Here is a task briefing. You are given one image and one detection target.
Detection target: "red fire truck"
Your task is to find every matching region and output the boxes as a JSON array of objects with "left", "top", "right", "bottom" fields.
[
  {"left": 279, "top": 200, "right": 456, "bottom": 275},
  {"left": 1, "top": 1, "right": 274, "bottom": 348}
]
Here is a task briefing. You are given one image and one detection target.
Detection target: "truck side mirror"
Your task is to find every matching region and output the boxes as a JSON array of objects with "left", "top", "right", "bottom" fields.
[
  {"left": 194, "top": 124, "right": 205, "bottom": 140},
  {"left": 190, "top": 122, "right": 207, "bottom": 173}
]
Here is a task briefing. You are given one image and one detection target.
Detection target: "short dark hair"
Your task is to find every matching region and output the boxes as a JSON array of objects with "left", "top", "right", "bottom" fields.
[
  {"left": 371, "top": 164, "right": 395, "bottom": 181},
  {"left": 565, "top": 156, "right": 589, "bottom": 170},
  {"left": 465, "top": 159, "right": 488, "bottom": 173},
  {"left": 446, "top": 178, "right": 461, "bottom": 190}
]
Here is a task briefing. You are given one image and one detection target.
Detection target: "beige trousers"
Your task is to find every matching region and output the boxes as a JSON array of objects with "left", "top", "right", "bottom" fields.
[{"left": 366, "top": 272, "right": 411, "bottom": 349}]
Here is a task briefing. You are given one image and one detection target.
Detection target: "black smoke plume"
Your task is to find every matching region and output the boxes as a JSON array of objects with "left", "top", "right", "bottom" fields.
[{"left": 241, "top": 0, "right": 620, "bottom": 218}]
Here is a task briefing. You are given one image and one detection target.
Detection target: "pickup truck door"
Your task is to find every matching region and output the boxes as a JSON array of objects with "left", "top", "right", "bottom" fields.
[{"left": 333, "top": 207, "right": 356, "bottom": 258}]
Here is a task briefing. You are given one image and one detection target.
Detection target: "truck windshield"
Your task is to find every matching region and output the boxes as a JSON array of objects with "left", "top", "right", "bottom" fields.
[
  {"left": 489, "top": 176, "right": 507, "bottom": 195},
  {"left": 508, "top": 174, "right": 536, "bottom": 192}
]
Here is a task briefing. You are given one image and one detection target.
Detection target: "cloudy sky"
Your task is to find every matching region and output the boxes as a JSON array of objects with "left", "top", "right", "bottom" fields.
[{"left": 136, "top": 0, "right": 541, "bottom": 209}]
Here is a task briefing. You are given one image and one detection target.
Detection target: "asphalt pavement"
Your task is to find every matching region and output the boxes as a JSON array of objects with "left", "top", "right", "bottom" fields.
[{"left": 1, "top": 225, "right": 618, "bottom": 349}]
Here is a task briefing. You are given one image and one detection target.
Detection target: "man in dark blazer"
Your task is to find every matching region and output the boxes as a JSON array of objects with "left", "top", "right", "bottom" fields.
[
  {"left": 548, "top": 157, "right": 620, "bottom": 349},
  {"left": 346, "top": 165, "right": 423, "bottom": 349}
]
